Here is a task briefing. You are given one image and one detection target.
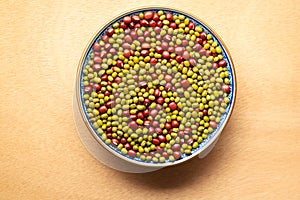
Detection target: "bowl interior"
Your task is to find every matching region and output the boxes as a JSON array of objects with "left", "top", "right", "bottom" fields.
[{"left": 77, "top": 7, "right": 236, "bottom": 167}]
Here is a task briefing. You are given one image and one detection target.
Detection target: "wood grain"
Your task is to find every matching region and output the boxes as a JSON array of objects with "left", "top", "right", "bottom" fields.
[{"left": 0, "top": 0, "right": 299, "bottom": 199}]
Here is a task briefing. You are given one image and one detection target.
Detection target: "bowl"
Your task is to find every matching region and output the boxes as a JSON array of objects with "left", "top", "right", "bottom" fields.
[{"left": 74, "top": 7, "right": 236, "bottom": 173}]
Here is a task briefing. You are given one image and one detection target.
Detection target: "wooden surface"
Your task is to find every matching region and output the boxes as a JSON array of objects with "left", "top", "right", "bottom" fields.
[{"left": 1, "top": 0, "right": 300, "bottom": 199}]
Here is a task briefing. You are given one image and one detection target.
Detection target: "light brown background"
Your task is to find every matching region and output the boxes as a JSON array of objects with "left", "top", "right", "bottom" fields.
[{"left": 1, "top": 0, "right": 299, "bottom": 199}]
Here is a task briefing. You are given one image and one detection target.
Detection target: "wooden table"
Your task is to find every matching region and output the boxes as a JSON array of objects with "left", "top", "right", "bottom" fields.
[{"left": 1, "top": 0, "right": 299, "bottom": 199}]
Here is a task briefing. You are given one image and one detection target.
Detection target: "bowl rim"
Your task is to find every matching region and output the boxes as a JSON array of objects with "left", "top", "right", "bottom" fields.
[{"left": 75, "top": 6, "right": 237, "bottom": 167}]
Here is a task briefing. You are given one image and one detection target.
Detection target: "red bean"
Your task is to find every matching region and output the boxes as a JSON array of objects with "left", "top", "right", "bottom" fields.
[
  {"left": 170, "top": 144, "right": 180, "bottom": 152},
  {"left": 143, "top": 109, "right": 149, "bottom": 117},
  {"left": 133, "top": 75, "right": 138, "bottom": 81},
  {"left": 109, "top": 48, "right": 117, "bottom": 55},
  {"left": 93, "top": 43, "right": 101, "bottom": 51},
  {"left": 155, "top": 46, "right": 163, "bottom": 54},
  {"left": 200, "top": 32, "right": 207, "bottom": 39},
  {"left": 188, "top": 22, "right": 195, "bottom": 30},
  {"left": 144, "top": 31, "right": 150, "bottom": 37},
  {"left": 106, "top": 133, "right": 112, "bottom": 139},
  {"left": 152, "top": 121, "right": 159, "bottom": 128},
  {"left": 212, "top": 63, "right": 219, "bottom": 69},
  {"left": 122, "top": 43, "right": 130, "bottom": 49},
  {"left": 178, "top": 131, "right": 184, "bottom": 137},
  {"left": 168, "top": 46, "right": 175, "bottom": 53},
  {"left": 137, "top": 112, "right": 144, "bottom": 119},
  {"left": 131, "top": 15, "right": 140, "bottom": 23},
  {"left": 154, "top": 27, "right": 161, "bottom": 34},
  {"left": 193, "top": 44, "right": 201, "bottom": 51},
  {"left": 130, "top": 30, "right": 138, "bottom": 39},
  {"left": 163, "top": 34, "right": 172, "bottom": 42},
  {"left": 161, "top": 42, "right": 168, "bottom": 50},
  {"left": 187, "top": 138, "right": 194, "bottom": 145},
  {"left": 144, "top": 120, "right": 151, "bottom": 127},
  {"left": 123, "top": 16, "right": 131, "bottom": 24},
  {"left": 148, "top": 127, "right": 155, "bottom": 134},
  {"left": 130, "top": 114, "right": 137, "bottom": 121},
  {"left": 166, "top": 13, "right": 173, "bottom": 21},
  {"left": 116, "top": 60, "right": 123, "bottom": 68},
  {"left": 157, "top": 21, "right": 162, "bottom": 27},
  {"left": 155, "top": 127, "right": 162, "bottom": 134},
  {"left": 129, "top": 121, "right": 138, "bottom": 129},
  {"left": 106, "top": 100, "right": 115, "bottom": 108},
  {"left": 165, "top": 123, "right": 172, "bottom": 130},
  {"left": 152, "top": 138, "right": 160, "bottom": 145},
  {"left": 119, "top": 22, "right": 127, "bottom": 29},
  {"left": 150, "top": 109, "right": 158, "bottom": 117},
  {"left": 144, "top": 98, "right": 151, "bottom": 106},
  {"left": 149, "top": 20, "right": 156, "bottom": 27},
  {"left": 175, "top": 55, "right": 182, "bottom": 63},
  {"left": 111, "top": 138, "right": 119, "bottom": 146},
  {"left": 218, "top": 59, "right": 227, "bottom": 67},
  {"left": 123, "top": 49, "right": 131, "bottom": 58},
  {"left": 156, "top": 97, "right": 164, "bottom": 104},
  {"left": 158, "top": 135, "right": 166, "bottom": 143},
  {"left": 102, "top": 35, "right": 109, "bottom": 42},
  {"left": 140, "top": 19, "right": 149, "bottom": 27},
  {"left": 189, "top": 59, "right": 196, "bottom": 66},
  {"left": 134, "top": 23, "right": 141, "bottom": 28},
  {"left": 182, "top": 51, "right": 190, "bottom": 60},
  {"left": 222, "top": 84, "right": 230, "bottom": 93},
  {"left": 144, "top": 11, "right": 153, "bottom": 20},
  {"left": 93, "top": 83, "right": 101, "bottom": 91},
  {"left": 162, "top": 51, "right": 170, "bottom": 59},
  {"left": 169, "top": 22, "right": 177, "bottom": 29},
  {"left": 104, "top": 90, "right": 110, "bottom": 96},
  {"left": 141, "top": 49, "right": 149, "bottom": 57},
  {"left": 196, "top": 37, "right": 202, "bottom": 44},
  {"left": 153, "top": 13, "right": 159, "bottom": 21},
  {"left": 124, "top": 35, "right": 132, "bottom": 43},
  {"left": 99, "top": 106, "right": 107, "bottom": 114},
  {"left": 129, "top": 22, "right": 135, "bottom": 28},
  {"left": 100, "top": 50, "right": 107, "bottom": 58},
  {"left": 128, "top": 150, "right": 136, "bottom": 157},
  {"left": 173, "top": 151, "right": 181, "bottom": 159},
  {"left": 169, "top": 102, "right": 177, "bottom": 110},
  {"left": 182, "top": 40, "right": 188, "bottom": 46},
  {"left": 175, "top": 47, "right": 183, "bottom": 55},
  {"left": 150, "top": 58, "right": 157, "bottom": 64},
  {"left": 142, "top": 43, "right": 150, "bottom": 49},
  {"left": 106, "top": 28, "right": 114, "bottom": 36},
  {"left": 181, "top": 80, "right": 189, "bottom": 88},
  {"left": 138, "top": 81, "right": 147, "bottom": 88},
  {"left": 202, "top": 109, "right": 208, "bottom": 116},
  {"left": 164, "top": 75, "right": 172, "bottom": 82},
  {"left": 92, "top": 64, "right": 101, "bottom": 72},
  {"left": 162, "top": 152, "right": 168, "bottom": 158},
  {"left": 184, "top": 127, "right": 192, "bottom": 133},
  {"left": 171, "top": 120, "right": 179, "bottom": 128},
  {"left": 122, "top": 110, "right": 130, "bottom": 116},
  {"left": 156, "top": 146, "right": 162, "bottom": 152},
  {"left": 100, "top": 74, "right": 108, "bottom": 82},
  {"left": 106, "top": 126, "right": 112, "bottom": 133},
  {"left": 104, "top": 43, "right": 112, "bottom": 51},
  {"left": 136, "top": 36, "right": 144, "bottom": 43},
  {"left": 84, "top": 86, "right": 92, "bottom": 94},
  {"left": 209, "top": 121, "right": 218, "bottom": 129},
  {"left": 199, "top": 48, "right": 206, "bottom": 55},
  {"left": 93, "top": 56, "right": 102, "bottom": 64}
]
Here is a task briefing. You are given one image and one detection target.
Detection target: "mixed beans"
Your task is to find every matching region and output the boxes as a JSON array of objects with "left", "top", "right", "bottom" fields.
[{"left": 81, "top": 9, "right": 232, "bottom": 163}]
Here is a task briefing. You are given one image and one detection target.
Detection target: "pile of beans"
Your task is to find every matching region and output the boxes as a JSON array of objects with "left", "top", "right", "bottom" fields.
[{"left": 81, "top": 9, "right": 232, "bottom": 163}]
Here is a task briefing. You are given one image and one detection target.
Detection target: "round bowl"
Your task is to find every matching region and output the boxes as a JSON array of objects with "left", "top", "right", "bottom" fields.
[{"left": 74, "top": 7, "right": 236, "bottom": 172}]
